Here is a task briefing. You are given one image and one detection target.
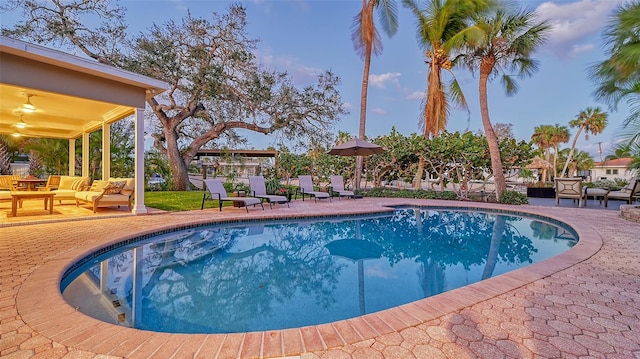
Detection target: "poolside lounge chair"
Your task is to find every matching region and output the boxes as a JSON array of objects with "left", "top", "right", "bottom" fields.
[
  {"left": 248, "top": 175, "right": 289, "bottom": 208},
  {"left": 554, "top": 178, "right": 583, "bottom": 207},
  {"left": 297, "top": 175, "right": 331, "bottom": 202},
  {"left": 330, "top": 175, "right": 354, "bottom": 199},
  {"left": 604, "top": 177, "right": 640, "bottom": 207},
  {"left": 201, "top": 179, "right": 263, "bottom": 213}
]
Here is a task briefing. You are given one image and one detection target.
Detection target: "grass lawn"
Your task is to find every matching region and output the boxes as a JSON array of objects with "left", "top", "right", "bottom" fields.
[
  {"left": 145, "top": 190, "right": 302, "bottom": 212},
  {"left": 145, "top": 191, "right": 221, "bottom": 211}
]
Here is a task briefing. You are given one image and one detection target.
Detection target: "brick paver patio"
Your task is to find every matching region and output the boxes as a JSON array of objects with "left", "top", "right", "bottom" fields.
[{"left": 1, "top": 198, "right": 639, "bottom": 358}]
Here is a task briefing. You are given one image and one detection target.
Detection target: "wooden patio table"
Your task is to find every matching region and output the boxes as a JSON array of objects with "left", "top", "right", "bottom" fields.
[{"left": 11, "top": 191, "right": 55, "bottom": 217}]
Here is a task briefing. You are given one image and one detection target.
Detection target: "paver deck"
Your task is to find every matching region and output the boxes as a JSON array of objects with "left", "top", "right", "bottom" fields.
[{"left": 1, "top": 198, "right": 639, "bottom": 358}]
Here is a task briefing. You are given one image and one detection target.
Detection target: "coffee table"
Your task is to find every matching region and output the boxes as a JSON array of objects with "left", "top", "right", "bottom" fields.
[{"left": 11, "top": 191, "right": 55, "bottom": 217}]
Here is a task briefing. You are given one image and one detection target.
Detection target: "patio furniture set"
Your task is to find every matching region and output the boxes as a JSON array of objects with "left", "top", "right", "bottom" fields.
[
  {"left": 555, "top": 177, "right": 640, "bottom": 207},
  {"left": 0, "top": 174, "right": 136, "bottom": 217},
  {"left": 201, "top": 175, "right": 356, "bottom": 213}
]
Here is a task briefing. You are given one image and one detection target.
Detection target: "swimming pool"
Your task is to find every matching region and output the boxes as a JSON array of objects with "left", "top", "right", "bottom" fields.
[{"left": 61, "top": 207, "right": 578, "bottom": 334}]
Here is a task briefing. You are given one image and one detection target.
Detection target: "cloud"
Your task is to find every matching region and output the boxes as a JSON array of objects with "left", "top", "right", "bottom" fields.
[
  {"left": 535, "top": 0, "right": 619, "bottom": 59},
  {"left": 370, "top": 72, "right": 402, "bottom": 88},
  {"left": 406, "top": 91, "right": 425, "bottom": 101},
  {"left": 372, "top": 107, "right": 387, "bottom": 115},
  {"left": 255, "top": 49, "right": 321, "bottom": 84}
]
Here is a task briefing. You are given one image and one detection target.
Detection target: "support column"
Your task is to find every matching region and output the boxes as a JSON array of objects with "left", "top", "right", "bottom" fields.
[
  {"left": 133, "top": 108, "right": 147, "bottom": 214},
  {"left": 68, "top": 139, "right": 76, "bottom": 176},
  {"left": 131, "top": 245, "right": 144, "bottom": 326},
  {"left": 82, "top": 132, "right": 90, "bottom": 178},
  {"left": 102, "top": 123, "right": 111, "bottom": 180}
]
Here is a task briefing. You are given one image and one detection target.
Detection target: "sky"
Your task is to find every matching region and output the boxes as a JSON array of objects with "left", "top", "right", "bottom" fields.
[{"left": 2, "top": 0, "right": 632, "bottom": 159}]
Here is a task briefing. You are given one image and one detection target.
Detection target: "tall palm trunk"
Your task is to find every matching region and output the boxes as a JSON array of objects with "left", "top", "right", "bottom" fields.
[
  {"left": 414, "top": 58, "right": 443, "bottom": 190},
  {"left": 479, "top": 60, "right": 507, "bottom": 200},
  {"left": 355, "top": 0, "right": 375, "bottom": 191},
  {"left": 560, "top": 126, "right": 584, "bottom": 178},
  {"left": 355, "top": 50, "right": 370, "bottom": 190}
]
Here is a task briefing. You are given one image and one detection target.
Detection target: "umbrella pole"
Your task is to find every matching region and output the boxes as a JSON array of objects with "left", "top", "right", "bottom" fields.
[
  {"left": 355, "top": 156, "right": 363, "bottom": 191},
  {"left": 358, "top": 259, "right": 365, "bottom": 315}
]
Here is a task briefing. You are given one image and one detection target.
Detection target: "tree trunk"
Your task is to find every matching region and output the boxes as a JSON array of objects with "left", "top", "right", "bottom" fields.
[
  {"left": 355, "top": 1, "right": 375, "bottom": 191},
  {"left": 479, "top": 63, "right": 507, "bottom": 200},
  {"left": 560, "top": 126, "right": 583, "bottom": 178},
  {"left": 414, "top": 157, "right": 425, "bottom": 190},
  {"left": 164, "top": 127, "right": 190, "bottom": 191}
]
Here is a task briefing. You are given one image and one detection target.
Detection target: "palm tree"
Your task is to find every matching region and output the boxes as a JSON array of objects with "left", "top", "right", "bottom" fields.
[
  {"left": 549, "top": 124, "right": 570, "bottom": 178},
  {"left": 531, "top": 125, "right": 554, "bottom": 183},
  {"left": 351, "top": 0, "right": 399, "bottom": 190},
  {"left": 560, "top": 107, "right": 608, "bottom": 178},
  {"left": 590, "top": 1, "right": 640, "bottom": 151},
  {"left": 605, "top": 144, "right": 632, "bottom": 161},
  {"left": 459, "top": 7, "right": 550, "bottom": 199},
  {"left": 402, "top": 0, "right": 492, "bottom": 188}
]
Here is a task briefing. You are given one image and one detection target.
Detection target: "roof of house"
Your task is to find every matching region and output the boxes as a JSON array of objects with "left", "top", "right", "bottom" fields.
[{"left": 593, "top": 158, "right": 633, "bottom": 167}]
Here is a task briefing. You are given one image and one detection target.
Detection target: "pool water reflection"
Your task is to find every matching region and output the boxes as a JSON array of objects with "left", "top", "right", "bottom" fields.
[{"left": 62, "top": 207, "right": 577, "bottom": 333}]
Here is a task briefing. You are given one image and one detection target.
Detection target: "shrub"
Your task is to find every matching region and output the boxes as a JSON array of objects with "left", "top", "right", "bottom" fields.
[
  {"left": 361, "top": 187, "right": 457, "bottom": 200},
  {"left": 500, "top": 190, "right": 529, "bottom": 205}
]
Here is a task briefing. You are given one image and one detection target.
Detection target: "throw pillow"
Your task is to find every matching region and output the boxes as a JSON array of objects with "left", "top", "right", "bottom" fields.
[
  {"left": 71, "top": 179, "right": 84, "bottom": 191},
  {"left": 103, "top": 181, "right": 126, "bottom": 194}
]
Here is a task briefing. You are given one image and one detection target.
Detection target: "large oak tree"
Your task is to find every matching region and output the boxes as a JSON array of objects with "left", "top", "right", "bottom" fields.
[{"left": 2, "top": 1, "right": 347, "bottom": 190}]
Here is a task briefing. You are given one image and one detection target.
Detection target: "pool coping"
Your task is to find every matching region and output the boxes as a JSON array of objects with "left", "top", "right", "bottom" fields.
[{"left": 16, "top": 199, "right": 603, "bottom": 358}]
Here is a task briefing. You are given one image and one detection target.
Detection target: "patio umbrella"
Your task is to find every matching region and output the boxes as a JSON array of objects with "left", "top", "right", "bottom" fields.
[
  {"left": 325, "top": 225, "right": 384, "bottom": 315},
  {"left": 327, "top": 138, "right": 385, "bottom": 156},
  {"left": 325, "top": 239, "right": 384, "bottom": 261},
  {"left": 525, "top": 156, "right": 552, "bottom": 169}
]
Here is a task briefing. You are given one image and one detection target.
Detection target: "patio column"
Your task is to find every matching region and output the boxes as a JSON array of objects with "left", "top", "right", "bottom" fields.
[
  {"left": 82, "top": 132, "right": 90, "bottom": 178},
  {"left": 132, "top": 107, "right": 147, "bottom": 214},
  {"left": 68, "top": 139, "right": 76, "bottom": 176},
  {"left": 102, "top": 123, "right": 111, "bottom": 180}
]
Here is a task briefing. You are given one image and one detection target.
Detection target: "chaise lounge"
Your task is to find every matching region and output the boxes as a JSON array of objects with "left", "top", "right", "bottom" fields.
[
  {"left": 330, "top": 175, "right": 354, "bottom": 199},
  {"left": 604, "top": 177, "right": 640, "bottom": 207},
  {"left": 297, "top": 175, "right": 331, "bottom": 202},
  {"left": 248, "top": 175, "right": 289, "bottom": 208},
  {"left": 201, "top": 179, "right": 263, "bottom": 212}
]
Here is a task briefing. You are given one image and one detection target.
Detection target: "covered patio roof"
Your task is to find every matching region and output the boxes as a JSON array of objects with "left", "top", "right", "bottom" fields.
[
  {"left": 0, "top": 36, "right": 166, "bottom": 138},
  {"left": 0, "top": 36, "right": 168, "bottom": 215}
]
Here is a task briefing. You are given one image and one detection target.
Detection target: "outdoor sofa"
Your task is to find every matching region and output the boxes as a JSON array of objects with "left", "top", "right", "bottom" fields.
[{"left": 75, "top": 177, "right": 135, "bottom": 213}]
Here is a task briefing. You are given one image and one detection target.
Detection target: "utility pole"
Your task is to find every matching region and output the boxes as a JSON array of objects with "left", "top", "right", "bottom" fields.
[{"left": 598, "top": 142, "right": 603, "bottom": 162}]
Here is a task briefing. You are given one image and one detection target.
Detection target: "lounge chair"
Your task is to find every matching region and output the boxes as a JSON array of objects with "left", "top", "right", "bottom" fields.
[
  {"left": 297, "top": 175, "right": 331, "bottom": 202},
  {"left": 201, "top": 179, "right": 263, "bottom": 212},
  {"left": 554, "top": 178, "right": 583, "bottom": 207},
  {"left": 604, "top": 177, "right": 640, "bottom": 207},
  {"left": 330, "top": 175, "right": 354, "bottom": 199},
  {"left": 248, "top": 175, "right": 289, "bottom": 208}
]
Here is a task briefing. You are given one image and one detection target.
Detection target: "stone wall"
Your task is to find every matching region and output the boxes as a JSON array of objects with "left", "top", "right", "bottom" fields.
[{"left": 620, "top": 204, "right": 640, "bottom": 223}]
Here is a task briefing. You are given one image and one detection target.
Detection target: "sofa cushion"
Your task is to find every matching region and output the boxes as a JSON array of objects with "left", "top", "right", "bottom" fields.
[
  {"left": 75, "top": 191, "right": 101, "bottom": 202},
  {"left": 89, "top": 180, "right": 108, "bottom": 192},
  {"left": 58, "top": 176, "right": 77, "bottom": 190},
  {"left": 58, "top": 176, "right": 91, "bottom": 191},
  {"left": 53, "top": 189, "right": 77, "bottom": 199}
]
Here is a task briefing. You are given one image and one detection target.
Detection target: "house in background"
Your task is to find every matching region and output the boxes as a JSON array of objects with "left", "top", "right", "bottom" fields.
[{"left": 589, "top": 158, "right": 636, "bottom": 182}]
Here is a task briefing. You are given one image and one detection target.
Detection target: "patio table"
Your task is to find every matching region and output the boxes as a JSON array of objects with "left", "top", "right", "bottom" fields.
[
  {"left": 16, "top": 178, "right": 47, "bottom": 191},
  {"left": 11, "top": 191, "right": 55, "bottom": 217}
]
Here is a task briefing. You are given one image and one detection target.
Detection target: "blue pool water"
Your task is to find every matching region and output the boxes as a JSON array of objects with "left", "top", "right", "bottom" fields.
[{"left": 61, "top": 207, "right": 578, "bottom": 334}]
